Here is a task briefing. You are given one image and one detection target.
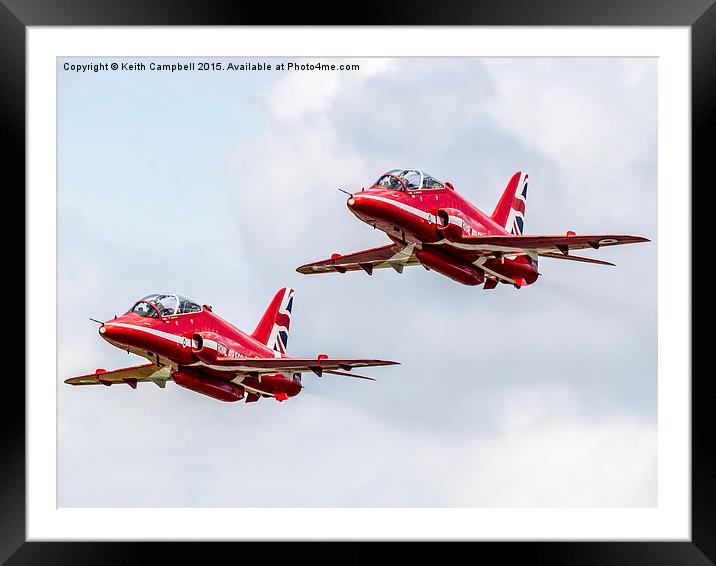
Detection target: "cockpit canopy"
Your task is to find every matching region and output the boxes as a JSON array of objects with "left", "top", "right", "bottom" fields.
[
  {"left": 129, "top": 293, "right": 202, "bottom": 318},
  {"left": 374, "top": 169, "right": 445, "bottom": 191}
]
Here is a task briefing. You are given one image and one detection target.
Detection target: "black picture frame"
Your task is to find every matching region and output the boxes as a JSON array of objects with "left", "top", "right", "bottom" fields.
[{"left": 5, "top": 1, "right": 707, "bottom": 563}]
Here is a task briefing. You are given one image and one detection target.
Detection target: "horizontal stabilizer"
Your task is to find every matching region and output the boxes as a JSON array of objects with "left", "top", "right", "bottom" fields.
[
  {"left": 539, "top": 252, "right": 615, "bottom": 266},
  {"left": 324, "top": 369, "right": 376, "bottom": 381}
]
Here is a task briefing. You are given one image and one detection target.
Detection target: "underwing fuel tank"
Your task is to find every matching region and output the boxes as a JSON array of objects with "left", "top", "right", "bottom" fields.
[
  {"left": 415, "top": 248, "right": 485, "bottom": 286},
  {"left": 172, "top": 369, "right": 245, "bottom": 402}
]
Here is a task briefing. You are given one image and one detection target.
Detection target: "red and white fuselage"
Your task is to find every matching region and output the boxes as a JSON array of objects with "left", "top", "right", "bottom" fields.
[
  {"left": 66, "top": 290, "right": 396, "bottom": 403},
  {"left": 347, "top": 172, "right": 537, "bottom": 286},
  {"left": 99, "top": 301, "right": 300, "bottom": 403},
  {"left": 298, "top": 169, "right": 648, "bottom": 288}
]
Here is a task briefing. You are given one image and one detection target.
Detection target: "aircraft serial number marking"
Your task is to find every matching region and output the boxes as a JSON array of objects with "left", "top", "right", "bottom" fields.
[{"left": 217, "top": 342, "right": 245, "bottom": 359}]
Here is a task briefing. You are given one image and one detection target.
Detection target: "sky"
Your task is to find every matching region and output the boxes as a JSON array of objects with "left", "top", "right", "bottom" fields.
[{"left": 57, "top": 57, "right": 657, "bottom": 507}]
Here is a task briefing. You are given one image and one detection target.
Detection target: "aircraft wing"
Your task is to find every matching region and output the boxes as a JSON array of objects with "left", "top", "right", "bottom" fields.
[
  {"left": 297, "top": 243, "right": 419, "bottom": 275},
  {"left": 198, "top": 356, "right": 399, "bottom": 380},
  {"left": 452, "top": 234, "right": 649, "bottom": 256},
  {"left": 64, "top": 363, "right": 172, "bottom": 388}
]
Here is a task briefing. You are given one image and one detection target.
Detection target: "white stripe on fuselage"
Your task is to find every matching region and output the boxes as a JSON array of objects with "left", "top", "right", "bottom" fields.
[
  {"left": 356, "top": 194, "right": 538, "bottom": 286},
  {"left": 202, "top": 338, "right": 219, "bottom": 351},
  {"left": 358, "top": 194, "right": 528, "bottom": 254},
  {"left": 105, "top": 322, "right": 194, "bottom": 348},
  {"left": 106, "top": 322, "right": 288, "bottom": 399},
  {"left": 355, "top": 194, "right": 435, "bottom": 223}
]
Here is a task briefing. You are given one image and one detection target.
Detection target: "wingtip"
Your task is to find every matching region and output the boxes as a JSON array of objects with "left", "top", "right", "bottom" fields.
[
  {"left": 296, "top": 265, "right": 325, "bottom": 275},
  {"left": 628, "top": 235, "right": 650, "bottom": 243}
]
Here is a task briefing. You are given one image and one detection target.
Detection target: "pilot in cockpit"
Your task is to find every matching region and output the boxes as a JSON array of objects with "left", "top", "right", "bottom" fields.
[
  {"left": 130, "top": 294, "right": 201, "bottom": 318},
  {"left": 402, "top": 170, "right": 421, "bottom": 190}
]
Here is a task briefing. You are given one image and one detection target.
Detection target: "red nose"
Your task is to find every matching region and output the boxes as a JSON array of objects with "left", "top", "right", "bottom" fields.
[
  {"left": 99, "top": 322, "right": 134, "bottom": 347},
  {"left": 346, "top": 194, "right": 377, "bottom": 219},
  {"left": 99, "top": 322, "right": 118, "bottom": 341}
]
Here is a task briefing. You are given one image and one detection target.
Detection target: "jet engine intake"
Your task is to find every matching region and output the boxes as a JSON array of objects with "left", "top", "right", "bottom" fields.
[
  {"left": 436, "top": 208, "right": 468, "bottom": 240},
  {"left": 191, "top": 331, "right": 223, "bottom": 364}
]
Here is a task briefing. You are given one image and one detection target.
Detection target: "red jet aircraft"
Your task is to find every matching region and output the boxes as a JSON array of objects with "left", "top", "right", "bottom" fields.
[
  {"left": 298, "top": 169, "right": 649, "bottom": 288},
  {"left": 65, "top": 288, "right": 397, "bottom": 403}
]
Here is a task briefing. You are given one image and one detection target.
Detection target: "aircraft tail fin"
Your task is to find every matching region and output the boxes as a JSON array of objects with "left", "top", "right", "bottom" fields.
[
  {"left": 251, "top": 287, "right": 294, "bottom": 355},
  {"left": 491, "top": 171, "right": 528, "bottom": 235}
]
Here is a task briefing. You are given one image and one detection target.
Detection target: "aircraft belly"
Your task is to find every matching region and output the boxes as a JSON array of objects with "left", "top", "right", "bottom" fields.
[
  {"left": 172, "top": 365, "right": 301, "bottom": 402},
  {"left": 422, "top": 242, "right": 538, "bottom": 285},
  {"left": 172, "top": 368, "right": 245, "bottom": 402},
  {"left": 426, "top": 241, "right": 488, "bottom": 262},
  {"left": 106, "top": 339, "right": 178, "bottom": 370},
  {"left": 356, "top": 201, "right": 438, "bottom": 245}
]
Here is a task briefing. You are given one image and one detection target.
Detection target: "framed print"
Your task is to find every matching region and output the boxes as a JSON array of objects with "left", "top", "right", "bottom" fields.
[{"left": 7, "top": 0, "right": 709, "bottom": 563}]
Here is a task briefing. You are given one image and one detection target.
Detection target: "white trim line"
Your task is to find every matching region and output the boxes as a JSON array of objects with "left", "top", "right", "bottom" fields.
[{"left": 104, "top": 322, "right": 192, "bottom": 348}]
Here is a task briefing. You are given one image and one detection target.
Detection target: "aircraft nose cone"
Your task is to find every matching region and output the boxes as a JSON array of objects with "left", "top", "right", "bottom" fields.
[
  {"left": 99, "top": 322, "right": 127, "bottom": 345},
  {"left": 347, "top": 194, "right": 371, "bottom": 215},
  {"left": 99, "top": 322, "right": 116, "bottom": 340},
  {"left": 347, "top": 193, "right": 388, "bottom": 225}
]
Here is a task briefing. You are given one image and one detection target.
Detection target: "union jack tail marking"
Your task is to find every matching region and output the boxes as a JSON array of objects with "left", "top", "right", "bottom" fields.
[
  {"left": 251, "top": 288, "right": 294, "bottom": 356},
  {"left": 491, "top": 171, "right": 529, "bottom": 235}
]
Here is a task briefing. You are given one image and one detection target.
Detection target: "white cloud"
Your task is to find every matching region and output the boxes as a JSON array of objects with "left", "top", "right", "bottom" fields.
[
  {"left": 482, "top": 59, "right": 657, "bottom": 199},
  {"left": 416, "top": 385, "right": 656, "bottom": 507},
  {"left": 59, "top": 383, "right": 655, "bottom": 507},
  {"left": 266, "top": 59, "right": 395, "bottom": 121},
  {"left": 227, "top": 63, "right": 404, "bottom": 270},
  {"left": 266, "top": 72, "right": 340, "bottom": 120}
]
